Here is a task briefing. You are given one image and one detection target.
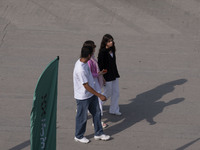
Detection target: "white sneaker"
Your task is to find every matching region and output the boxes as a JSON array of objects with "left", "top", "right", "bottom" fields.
[
  {"left": 109, "top": 112, "right": 122, "bottom": 116},
  {"left": 115, "top": 112, "right": 122, "bottom": 115},
  {"left": 74, "top": 137, "right": 90, "bottom": 143},
  {"left": 94, "top": 134, "right": 111, "bottom": 141}
]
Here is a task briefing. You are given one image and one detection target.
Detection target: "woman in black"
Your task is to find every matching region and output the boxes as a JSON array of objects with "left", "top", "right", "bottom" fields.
[{"left": 98, "top": 34, "right": 121, "bottom": 115}]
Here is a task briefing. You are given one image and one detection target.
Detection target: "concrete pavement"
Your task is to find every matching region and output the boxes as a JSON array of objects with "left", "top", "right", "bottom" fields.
[{"left": 0, "top": 0, "right": 200, "bottom": 149}]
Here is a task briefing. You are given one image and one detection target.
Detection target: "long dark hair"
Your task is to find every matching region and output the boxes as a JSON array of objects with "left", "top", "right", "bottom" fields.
[{"left": 99, "top": 34, "right": 116, "bottom": 53}]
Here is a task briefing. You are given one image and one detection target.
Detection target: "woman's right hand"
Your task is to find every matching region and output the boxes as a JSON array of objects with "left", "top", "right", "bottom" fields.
[{"left": 98, "top": 69, "right": 107, "bottom": 75}]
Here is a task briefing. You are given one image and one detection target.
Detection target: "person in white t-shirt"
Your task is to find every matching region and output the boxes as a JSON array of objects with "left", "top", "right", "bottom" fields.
[{"left": 73, "top": 45, "right": 111, "bottom": 144}]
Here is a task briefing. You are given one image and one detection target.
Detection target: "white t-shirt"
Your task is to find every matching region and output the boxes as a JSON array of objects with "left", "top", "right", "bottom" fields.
[{"left": 73, "top": 59, "right": 95, "bottom": 100}]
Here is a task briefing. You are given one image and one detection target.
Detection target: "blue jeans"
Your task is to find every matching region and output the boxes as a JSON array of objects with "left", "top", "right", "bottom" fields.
[{"left": 75, "top": 95, "right": 103, "bottom": 139}]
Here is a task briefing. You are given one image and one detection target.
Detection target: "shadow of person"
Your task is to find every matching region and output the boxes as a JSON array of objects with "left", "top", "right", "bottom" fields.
[{"left": 100, "top": 79, "right": 187, "bottom": 136}]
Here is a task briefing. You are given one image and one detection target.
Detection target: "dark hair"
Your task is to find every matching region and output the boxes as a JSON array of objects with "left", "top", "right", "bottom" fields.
[
  {"left": 83, "top": 40, "right": 96, "bottom": 49},
  {"left": 99, "top": 34, "right": 116, "bottom": 52},
  {"left": 81, "top": 46, "right": 93, "bottom": 58}
]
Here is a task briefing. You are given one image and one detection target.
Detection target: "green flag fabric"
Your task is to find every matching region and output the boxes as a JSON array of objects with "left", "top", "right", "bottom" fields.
[{"left": 30, "top": 56, "right": 59, "bottom": 150}]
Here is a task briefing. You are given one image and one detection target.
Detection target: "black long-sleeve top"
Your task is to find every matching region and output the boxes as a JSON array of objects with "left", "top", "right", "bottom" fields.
[{"left": 98, "top": 47, "right": 120, "bottom": 81}]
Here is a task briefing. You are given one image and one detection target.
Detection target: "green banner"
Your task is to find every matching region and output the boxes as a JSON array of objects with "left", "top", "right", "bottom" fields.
[{"left": 30, "top": 56, "right": 59, "bottom": 150}]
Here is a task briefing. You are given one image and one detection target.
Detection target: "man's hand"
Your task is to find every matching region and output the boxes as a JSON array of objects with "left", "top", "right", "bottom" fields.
[
  {"left": 99, "top": 94, "right": 107, "bottom": 101},
  {"left": 83, "top": 83, "right": 107, "bottom": 101}
]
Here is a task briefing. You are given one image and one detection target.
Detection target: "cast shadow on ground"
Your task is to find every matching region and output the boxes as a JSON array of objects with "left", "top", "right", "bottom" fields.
[
  {"left": 87, "top": 79, "right": 187, "bottom": 139},
  {"left": 9, "top": 140, "right": 30, "bottom": 150},
  {"left": 175, "top": 138, "right": 200, "bottom": 150}
]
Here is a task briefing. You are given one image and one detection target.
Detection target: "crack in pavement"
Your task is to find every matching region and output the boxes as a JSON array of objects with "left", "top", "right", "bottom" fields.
[{"left": 0, "top": 22, "right": 10, "bottom": 48}]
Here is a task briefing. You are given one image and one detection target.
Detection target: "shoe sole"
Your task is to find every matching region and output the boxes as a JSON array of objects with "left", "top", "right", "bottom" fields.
[
  {"left": 74, "top": 138, "right": 90, "bottom": 144},
  {"left": 94, "top": 137, "right": 110, "bottom": 141}
]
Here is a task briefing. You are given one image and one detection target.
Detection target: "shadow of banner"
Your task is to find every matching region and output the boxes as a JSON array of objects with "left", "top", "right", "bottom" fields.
[{"left": 9, "top": 140, "right": 30, "bottom": 150}]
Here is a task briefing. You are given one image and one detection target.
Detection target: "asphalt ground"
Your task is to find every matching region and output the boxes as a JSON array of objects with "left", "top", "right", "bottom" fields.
[{"left": 0, "top": 0, "right": 200, "bottom": 150}]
